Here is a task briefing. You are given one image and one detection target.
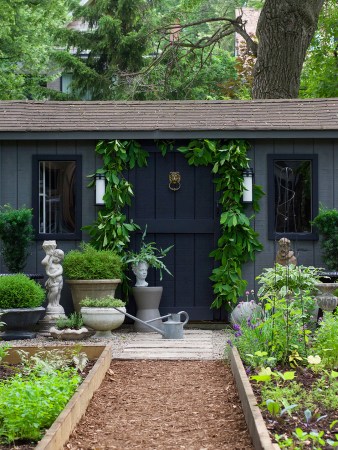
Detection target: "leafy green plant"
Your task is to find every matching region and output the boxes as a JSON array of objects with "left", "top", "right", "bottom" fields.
[
  {"left": 85, "top": 138, "right": 264, "bottom": 310},
  {"left": 0, "top": 343, "right": 10, "bottom": 363},
  {"left": 0, "top": 348, "right": 87, "bottom": 444},
  {"left": 83, "top": 140, "right": 148, "bottom": 253},
  {"left": 0, "top": 369, "right": 80, "bottom": 443},
  {"left": 0, "top": 274, "right": 45, "bottom": 309},
  {"left": 55, "top": 312, "right": 84, "bottom": 330},
  {"left": 17, "top": 347, "right": 89, "bottom": 375},
  {"left": 312, "top": 206, "right": 338, "bottom": 270},
  {"left": 265, "top": 398, "right": 298, "bottom": 417},
  {"left": 177, "top": 139, "right": 264, "bottom": 310},
  {"left": 80, "top": 296, "right": 126, "bottom": 308},
  {"left": 256, "top": 264, "right": 321, "bottom": 299},
  {"left": 124, "top": 227, "right": 173, "bottom": 280},
  {"left": 312, "top": 310, "right": 338, "bottom": 369},
  {"left": 0, "top": 204, "right": 34, "bottom": 273},
  {"left": 63, "top": 243, "right": 123, "bottom": 280}
]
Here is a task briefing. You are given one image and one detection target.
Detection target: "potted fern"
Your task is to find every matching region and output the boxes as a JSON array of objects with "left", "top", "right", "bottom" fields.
[
  {"left": 124, "top": 228, "right": 173, "bottom": 332},
  {"left": 63, "top": 243, "right": 123, "bottom": 312}
]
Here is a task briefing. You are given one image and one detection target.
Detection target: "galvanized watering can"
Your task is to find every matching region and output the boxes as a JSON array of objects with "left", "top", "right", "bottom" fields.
[{"left": 113, "top": 308, "right": 189, "bottom": 339}]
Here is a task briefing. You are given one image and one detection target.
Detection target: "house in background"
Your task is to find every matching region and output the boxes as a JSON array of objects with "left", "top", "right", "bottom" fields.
[{"left": 0, "top": 98, "right": 337, "bottom": 320}]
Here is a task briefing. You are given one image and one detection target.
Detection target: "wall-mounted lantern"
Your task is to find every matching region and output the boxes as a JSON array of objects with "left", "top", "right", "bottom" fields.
[
  {"left": 242, "top": 168, "right": 254, "bottom": 203},
  {"left": 95, "top": 174, "right": 106, "bottom": 206}
]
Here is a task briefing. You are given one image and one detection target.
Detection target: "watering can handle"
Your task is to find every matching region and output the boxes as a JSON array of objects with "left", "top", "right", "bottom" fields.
[{"left": 178, "top": 311, "right": 189, "bottom": 326}]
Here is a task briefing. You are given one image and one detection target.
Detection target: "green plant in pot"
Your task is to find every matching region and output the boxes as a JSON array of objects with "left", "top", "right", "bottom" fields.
[
  {"left": 63, "top": 243, "right": 123, "bottom": 313},
  {"left": 124, "top": 228, "right": 173, "bottom": 287},
  {"left": 123, "top": 227, "right": 173, "bottom": 332},
  {"left": 0, "top": 273, "right": 46, "bottom": 340},
  {"left": 49, "top": 312, "right": 90, "bottom": 340},
  {"left": 0, "top": 204, "right": 34, "bottom": 273},
  {"left": 80, "top": 296, "right": 126, "bottom": 338}
]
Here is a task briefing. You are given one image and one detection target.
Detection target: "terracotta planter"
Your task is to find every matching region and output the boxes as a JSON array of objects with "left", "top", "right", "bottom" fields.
[
  {"left": 132, "top": 286, "right": 163, "bottom": 332},
  {"left": 67, "top": 279, "right": 121, "bottom": 312},
  {"left": 81, "top": 306, "right": 126, "bottom": 338}
]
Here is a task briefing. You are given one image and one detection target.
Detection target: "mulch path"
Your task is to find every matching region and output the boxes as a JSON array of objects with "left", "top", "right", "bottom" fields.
[{"left": 65, "top": 360, "right": 254, "bottom": 450}]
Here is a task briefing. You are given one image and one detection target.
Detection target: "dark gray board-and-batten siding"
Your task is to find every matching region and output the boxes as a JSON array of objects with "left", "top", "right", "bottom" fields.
[
  {"left": 0, "top": 98, "right": 337, "bottom": 317},
  {"left": 1, "top": 137, "right": 338, "bottom": 315}
]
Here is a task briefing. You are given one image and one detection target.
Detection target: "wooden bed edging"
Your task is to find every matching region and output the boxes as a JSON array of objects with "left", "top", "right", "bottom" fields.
[
  {"left": 34, "top": 343, "right": 113, "bottom": 450},
  {"left": 229, "top": 347, "right": 280, "bottom": 450}
]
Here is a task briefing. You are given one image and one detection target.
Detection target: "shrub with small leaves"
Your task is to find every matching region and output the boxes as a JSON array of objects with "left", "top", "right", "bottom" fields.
[
  {"left": 80, "top": 296, "right": 126, "bottom": 308},
  {"left": 0, "top": 274, "right": 45, "bottom": 309},
  {"left": 55, "top": 312, "right": 84, "bottom": 330},
  {"left": 63, "top": 243, "right": 123, "bottom": 280},
  {"left": 0, "top": 204, "right": 34, "bottom": 273}
]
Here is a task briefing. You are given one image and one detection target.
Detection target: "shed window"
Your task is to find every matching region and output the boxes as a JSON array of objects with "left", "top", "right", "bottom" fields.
[
  {"left": 32, "top": 156, "right": 82, "bottom": 240},
  {"left": 268, "top": 154, "right": 318, "bottom": 240}
]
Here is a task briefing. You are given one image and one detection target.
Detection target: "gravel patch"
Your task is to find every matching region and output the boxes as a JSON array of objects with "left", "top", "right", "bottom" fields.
[{"left": 3, "top": 326, "right": 233, "bottom": 360}]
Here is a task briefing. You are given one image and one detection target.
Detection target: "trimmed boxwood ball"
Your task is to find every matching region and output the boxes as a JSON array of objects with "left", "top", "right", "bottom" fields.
[
  {"left": 63, "top": 243, "right": 123, "bottom": 280},
  {"left": 0, "top": 274, "right": 45, "bottom": 309}
]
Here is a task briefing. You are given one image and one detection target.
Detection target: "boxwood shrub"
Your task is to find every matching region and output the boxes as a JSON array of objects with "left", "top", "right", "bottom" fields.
[
  {"left": 63, "top": 243, "right": 123, "bottom": 280},
  {"left": 0, "top": 274, "right": 45, "bottom": 309}
]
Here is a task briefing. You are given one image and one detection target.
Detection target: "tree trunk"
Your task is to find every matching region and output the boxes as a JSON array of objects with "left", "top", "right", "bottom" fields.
[{"left": 252, "top": 0, "right": 325, "bottom": 99}]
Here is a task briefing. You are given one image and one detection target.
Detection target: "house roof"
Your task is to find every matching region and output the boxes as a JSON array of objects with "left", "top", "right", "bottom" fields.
[{"left": 0, "top": 98, "right": 337, "bottom": 140}]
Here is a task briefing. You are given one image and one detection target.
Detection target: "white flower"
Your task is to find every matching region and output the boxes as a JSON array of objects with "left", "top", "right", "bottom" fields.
[{"left": 307, "top": 355, "right": 321, "bottom": 365}]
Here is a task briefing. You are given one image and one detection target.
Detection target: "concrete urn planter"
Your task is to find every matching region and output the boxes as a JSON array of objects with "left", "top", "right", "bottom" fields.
[
  {"left": 81, "top": 306, "right": 126, "bottom": 338},
  {"left": 314, "top": 282, "right": 338, "bottom": 311},
  {"left": 132, "top": 286, "right": 163, "bottom": 332},
  {"left": 67, "top": 279, "right": 122, "bottom": 313}
]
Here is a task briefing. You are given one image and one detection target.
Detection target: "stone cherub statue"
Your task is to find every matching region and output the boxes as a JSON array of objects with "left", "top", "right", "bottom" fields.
[
  {"left": 276, "top": 237, "right": 297, "bottom": 266},
  {"left": 41, "top": 240, "right": 65, "bottom": 314}
]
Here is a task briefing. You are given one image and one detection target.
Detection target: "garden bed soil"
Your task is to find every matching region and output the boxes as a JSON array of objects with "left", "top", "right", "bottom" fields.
[
  {"left": 230, "top": 347, "right": 338, "bottom": 450},
  {"left": 65, "top": 360, "right": 254, "bottom": 450}
]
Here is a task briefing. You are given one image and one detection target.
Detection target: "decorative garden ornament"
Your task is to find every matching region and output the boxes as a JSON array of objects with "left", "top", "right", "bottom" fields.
[
  {"left": 314, "top": 282, "right": 338, "bottom": 312},
  {"left": 40, "top": 241, "right": 66, "bottom": 333},
  {"left": 275, "top": 237, "right": 297, "bottom": 266},
  {"left": 230, "top": 300, "right": 263, "bottom": 325},
  {"left": 132, "top": 261, "right": 149, "bottom": 287}
]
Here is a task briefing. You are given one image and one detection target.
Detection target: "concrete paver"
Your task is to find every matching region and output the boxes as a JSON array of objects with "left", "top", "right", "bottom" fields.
[{"left": 115, "top": 329, "right": 218, "bottom": 360}]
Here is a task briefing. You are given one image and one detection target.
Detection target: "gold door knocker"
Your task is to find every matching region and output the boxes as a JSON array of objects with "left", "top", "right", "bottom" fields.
[{"left": 169, "top": 171, "right": 181, "bottom": 191}]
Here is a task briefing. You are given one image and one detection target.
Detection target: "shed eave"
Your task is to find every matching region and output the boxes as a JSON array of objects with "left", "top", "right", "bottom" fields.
[{"left": 0, "top": 129, "right": 337, "bottom": 140}]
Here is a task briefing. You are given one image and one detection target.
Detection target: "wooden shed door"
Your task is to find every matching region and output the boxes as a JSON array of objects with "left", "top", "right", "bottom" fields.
[{"left": 128, "top": 148, "right": 219, "bottom": 320}]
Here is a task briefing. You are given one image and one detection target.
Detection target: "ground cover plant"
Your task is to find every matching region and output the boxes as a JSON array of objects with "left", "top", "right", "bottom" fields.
[
  {"left": 228, "top": 264, "right": 338, "bottom": 449},
  {"left": 0, "top": 345, "right": 90, "bottom": 448}
]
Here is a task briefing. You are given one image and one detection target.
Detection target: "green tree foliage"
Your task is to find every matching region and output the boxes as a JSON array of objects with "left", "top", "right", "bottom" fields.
[
  {"left": 300, "top": 0, "right": 338, "bottom": 98},
  {"left": 0, "top": 0, "right": 75, "bottom": 99},
  {"left": 54, "top": 0, "right": 151, "bottom": 99}
]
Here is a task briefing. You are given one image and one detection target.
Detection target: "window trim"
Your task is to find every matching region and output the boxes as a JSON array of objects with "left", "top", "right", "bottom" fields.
[
  {"left": 32, "top": 155, "right": 82, "bottom": 240},
  {"left": 267, "top": 154, "right": 318, "bottom": 241}
]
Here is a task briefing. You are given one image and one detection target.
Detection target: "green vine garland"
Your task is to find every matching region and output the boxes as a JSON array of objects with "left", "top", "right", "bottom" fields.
[
  {"left": 176, "top": 139, "right": 264, "bottom": 309},
  {"left": 85, "top": 138, "right": 264, "bottom": 311},
  {"left": 83, "top": 139, "right": 148, "bottom": 252}
]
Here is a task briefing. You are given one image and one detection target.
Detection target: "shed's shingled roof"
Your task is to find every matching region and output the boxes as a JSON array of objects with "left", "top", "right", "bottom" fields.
[{"left": 0, "top": 98, "right": 337, "bottom": 132}]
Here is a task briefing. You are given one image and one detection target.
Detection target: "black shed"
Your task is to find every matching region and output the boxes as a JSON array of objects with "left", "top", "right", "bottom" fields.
[{"left": 0, "top": 98, "right": 337, "bottom": 320}]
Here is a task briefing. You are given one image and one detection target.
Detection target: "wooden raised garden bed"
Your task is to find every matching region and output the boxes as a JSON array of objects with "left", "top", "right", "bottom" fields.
[
  {"left": 3, "top": 344, "right": 113, "bottom": 450},
  {"left": 229, "top": 347, "right": 280, "bottom": 450}
]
